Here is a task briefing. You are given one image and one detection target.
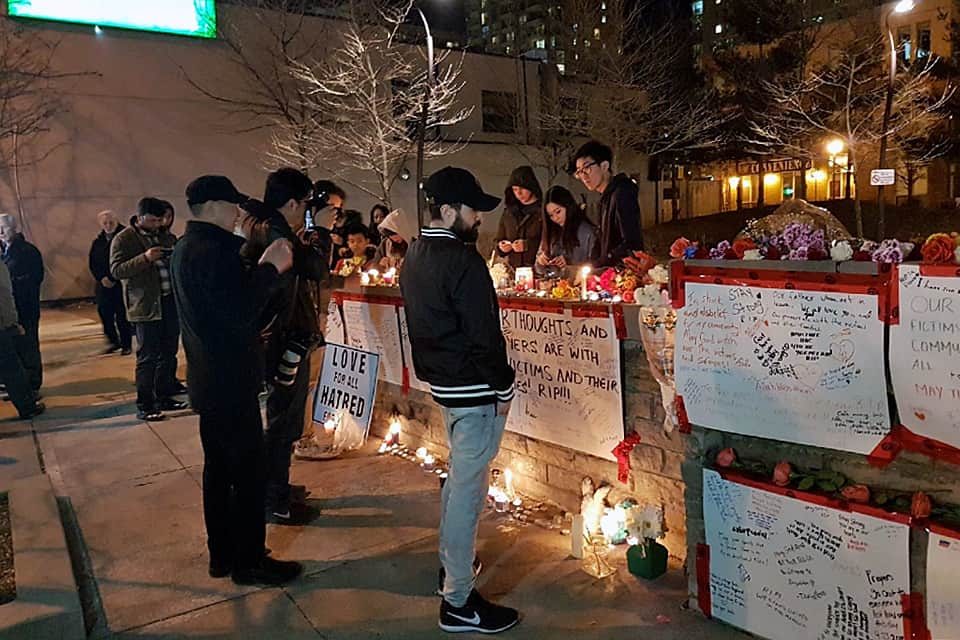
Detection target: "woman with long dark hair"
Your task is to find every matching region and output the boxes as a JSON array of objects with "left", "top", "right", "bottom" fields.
[
  {"left": 536, "top": 186, "right": 598, "bottom": 274},
  {"left": 368, "top": 204, "right": 389, "bottom": 247}
]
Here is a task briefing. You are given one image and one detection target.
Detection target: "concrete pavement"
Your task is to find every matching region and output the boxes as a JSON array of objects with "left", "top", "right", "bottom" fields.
[{"left": 1, "top": 305, "right": 750, "bottom": 639}]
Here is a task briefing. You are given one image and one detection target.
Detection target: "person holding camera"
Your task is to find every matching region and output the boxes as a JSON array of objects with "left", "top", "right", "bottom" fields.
[
  {"left": 242, "top": 168, "right": 329, "bottom": 524},
  {"left": 110, "top": 197, "right": 188, "bottom": 422}
]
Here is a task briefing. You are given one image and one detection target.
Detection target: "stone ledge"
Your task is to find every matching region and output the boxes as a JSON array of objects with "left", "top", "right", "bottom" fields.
[{"left": 0, "top": 473, "right": 84, "bottom": 640}]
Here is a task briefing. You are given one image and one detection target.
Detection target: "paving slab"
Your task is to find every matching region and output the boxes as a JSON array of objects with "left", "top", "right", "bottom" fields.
[
  {"left": 147, "top": 414, "right": 203, "bottom": 469},
  {"left": 0, "top": 435, "right": 41, "bottom": 487},
  {"left": 0, "top": 474, "right": 84, "bottom": 640}
]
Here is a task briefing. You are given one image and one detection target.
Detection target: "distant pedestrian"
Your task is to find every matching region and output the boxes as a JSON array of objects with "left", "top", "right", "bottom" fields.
[
  {"left": 89, "top": 210, "right": 132, "bottom": 355},
  {"left": 493, "top": 166, "right": 543, "bottom": 268},
  {"left": 110, "top": 198, "right": 188, "bottom": 421},
  {"left": 172, "top": 174, "right": 302, "bottom": 586},
  {"left": 401, "top": 167, "right": 520, "bottom": 635},
  {"left": 571, "top": 140, "right": 643, "bottom": 267},
  {"left": 0, "top": 214, "right": 44, "bottom": 395},
  {"left": 0, "top": 258, "right": 43, "bottom": 419}
]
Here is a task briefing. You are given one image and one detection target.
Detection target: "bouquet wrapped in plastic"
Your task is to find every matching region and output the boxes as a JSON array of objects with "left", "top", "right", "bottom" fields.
[{"left": 638, "top": 307, "right": 677, "bottom": 434}]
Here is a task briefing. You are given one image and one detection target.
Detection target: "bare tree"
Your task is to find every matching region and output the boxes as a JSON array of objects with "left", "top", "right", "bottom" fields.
[
  {"left": 180, "top": 0, "right": 329, "bottom": 170},
  {"left": 289, "top": 0, "right": 471, "bottom": 208},
  {"left": 0, "top": 17, "right": 95, "bottom": 230},
  {"left": 749, "top": 25, "right": 952, "bottom": 236}
]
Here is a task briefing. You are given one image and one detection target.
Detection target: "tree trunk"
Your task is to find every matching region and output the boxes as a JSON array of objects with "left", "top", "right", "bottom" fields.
[
  {"left": 849, "top": 148, "right": 864, "bottom": 237},
  {"left": 757, "top": 173, "right": 765, "bottom": 209},
  {"left": 671, "top": 165, "right": 679, "bottom": 222}
]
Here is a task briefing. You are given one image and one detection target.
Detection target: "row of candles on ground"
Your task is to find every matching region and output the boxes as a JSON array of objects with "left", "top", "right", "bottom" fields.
[
  {"left": 359, "top": 267, "right": 398, "bottom": 287},
  {"left": 377, "top": 418, "right": 524, "bottom": 513}
]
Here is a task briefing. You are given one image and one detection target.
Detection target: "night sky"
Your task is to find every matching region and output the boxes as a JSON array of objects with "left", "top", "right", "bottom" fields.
[{"left": 418, "top": 0, "right": 466, "bottom": 35}]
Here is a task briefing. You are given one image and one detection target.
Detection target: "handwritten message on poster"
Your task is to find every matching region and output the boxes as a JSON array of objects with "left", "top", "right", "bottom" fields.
[
  {"left": 676, "top": 283, "right": 890, "bottom": 454},
  {"left": 500, "top": 307, "right": 623, "bottom": 461},
  {"left": 341, "top": 300, "right": 404, "bottom": 386},
  {"left": 398, "top": 307, "right": 431, "bottom": 393},
  {"left": 703, "top": 469, "right": 910, "bottom": 640},
  {"left": 927, "top": 531, "right": 960, "bottom": 640},
  {"left": 313, "top": 343, "right": 379, "bottom": 439},
  {"left": 326, "top": 299, "right": 346, "bottom": 346},
  {"left": 889, "top": 265, "right": 960, "bottom": 449}
]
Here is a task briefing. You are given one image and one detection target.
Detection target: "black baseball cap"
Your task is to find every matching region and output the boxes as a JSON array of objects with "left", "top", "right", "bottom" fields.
[
  {"left": 424, "top": 167, "right": 501, "bottom": 212},
  {"left": 185, "top": 175, "right": 248, "bottom": 206}
]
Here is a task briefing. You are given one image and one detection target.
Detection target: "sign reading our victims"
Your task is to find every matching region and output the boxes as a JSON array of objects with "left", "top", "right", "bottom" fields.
[{"left": 313, "top": 343, "right": 380, "bottom": 438}]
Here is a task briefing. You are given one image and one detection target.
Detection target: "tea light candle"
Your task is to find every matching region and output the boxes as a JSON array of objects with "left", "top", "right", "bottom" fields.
[
  {"left": 512, "top": 498, "right": 523, "bottom": 509},
  {"left": 383, "top": 267, "right": 397, "bottom": 286},
  {"left": 378, "top": 442, "right": 389, "bottom": 454},
  {"left": 580, "top": 266, "right": 591, "bottom": 300},
  {"left": 323, "top": 418, "right": 337, "bottom": 433},
  {"left": 422, "top": 454, "right": 436, "bottom": 472},
  {"left": 368, "top": 269, "right": 380, "bottom": 282},
  {"left": 416, "top": 447, "right": 428, "bottom": 460},
  {"left": 360, "top": 271, "right": 371, "bottom": 286}
]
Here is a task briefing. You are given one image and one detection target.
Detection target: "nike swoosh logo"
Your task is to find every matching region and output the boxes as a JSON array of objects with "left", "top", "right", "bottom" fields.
[{"left": 447, "top": 611, "right": 481, "bottom": 625}]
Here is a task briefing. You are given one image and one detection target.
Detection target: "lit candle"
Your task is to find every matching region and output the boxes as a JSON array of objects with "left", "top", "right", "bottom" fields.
[
  {"left": 423, "top": 454, "right": 436, "bottom": 471},
  {"left": 389, "top": 419, "right": 402, "bottom": 445},
  {"left": 580, "top": 266, "right": 591, "bottom": 300},
  {"left": 494, "top": 489, "right": 509, "bottom": 513},
  {"left": 360, "top": 271, "right": 371, "bottom": 286},
  {"left": 378, "top": 442, "right": 388, "bottom": 454},
  {"left": 504, "top": 468, "right": 515, "bottom": 498},
  {"left": 368, "top": 269, "right": 380, "bottom": 283},
  {"left": 512, "top": 498, "right": 523, "bottom": 509},
  {"left": 323, "top": 418, "right": 337, "bottom": 433},
  {"left": 383, "top": 267, "right": 397, "bottom": 286},
  {"left": 416, "top": 447, "right": 428, "bottom": 460}
]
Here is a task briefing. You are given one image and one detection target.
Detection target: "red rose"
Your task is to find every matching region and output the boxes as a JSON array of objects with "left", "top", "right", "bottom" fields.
[
  {"left": 764, "top": 246, "right": 782, "bottom": 261},
  {"left": 715, "top": 448, "right": 737, "bottom": 468},
  {"left": 807, "top": 248, "right": 827, "bottom": 261},
  {"left": 911, "top": 492, "right": 932, "bottom": 519},
  {"left": 723, "top": 248, "right": 738, "bottom": 260},
  {"left": 840, "top": 484, "right": 871, "bottom": 504},
  {"left": 631, "top": 251, "right": 657, "bottom": 273},
  {"left": 732, "top": 238, "right": 757, "bottom": 259},
  {"left": 853, "top": 250, "right": 872, "bottom": 262},
  {"left": 921, "top": 234, "right": 956, "bottom": 264},
  {"left": 670, "top": 237, "right": 693, "bottom": 259},
  {"left": 772, "top": 461, "right": 792, "bottom": 487},
  {"left": 694, "top": 246, "right": 710, "bottom": 260},
  {"left": 622, "top": 289, "right": 635, "bottom": 303}
]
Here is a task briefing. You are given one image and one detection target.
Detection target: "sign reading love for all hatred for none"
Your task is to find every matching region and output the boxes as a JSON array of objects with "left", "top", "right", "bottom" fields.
[
  {"left": 676, "top": 283, "right": 891, "bottom": 454},
  {"left": 703, "top": 469, "right": 910, "bottom": 640},
  {"left": 889, "top": 265, "right": 960, "bottom": 449},
  {"left": 313, "top": 343, "right": 379, "bottom": 439},
  {"left": 499, "top": 306, "right": 624, "bottom": 461}
]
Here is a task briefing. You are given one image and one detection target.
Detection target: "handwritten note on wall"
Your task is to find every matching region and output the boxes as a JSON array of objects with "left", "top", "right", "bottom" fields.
[
  {"left": 398, "top": 306, "right": 430, "bottom": 393},
  {"left": 341, "top": 300, "right": 404, "bottom": 386},
  {"left": 928, "top": 531, "right": 960, "bottom": 640},
  {"left": 500, "top": 308, "right": 623, "bottom": 461},
  {"left": 676, "top": 283, "right": 890, "bottom": 454},
  {"left": 890, "top": 265, "right": 960, "bottom": 449},
  {"left": 703, "top": 469, "right": 910, "bottom": 640}
]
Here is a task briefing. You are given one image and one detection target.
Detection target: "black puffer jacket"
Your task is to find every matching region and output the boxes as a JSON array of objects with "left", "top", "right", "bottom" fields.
[{"left": 597, "top": 173, "right": 643, "bottom": 267}]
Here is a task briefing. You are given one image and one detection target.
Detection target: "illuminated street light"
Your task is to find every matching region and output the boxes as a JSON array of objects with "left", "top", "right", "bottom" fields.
[
  {"left": 894, "top": 0, "right": 915, "bottom": 13},
  {"left": 826, "top": 139, "right": 845, "bottom": 156}
]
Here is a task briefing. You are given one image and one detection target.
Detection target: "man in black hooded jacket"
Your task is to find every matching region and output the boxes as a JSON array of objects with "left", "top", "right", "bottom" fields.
[{"left": 571, "top": 140, "right": 643, "bottom": 267}]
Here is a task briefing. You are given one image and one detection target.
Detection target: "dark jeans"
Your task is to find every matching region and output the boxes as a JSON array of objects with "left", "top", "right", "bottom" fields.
[
  {"left": 199, "top": 400, "right": 266, "bottom": 571},
  {"left": 133, "top": 295, "right": 180, "bottom": 412},
  {"left": 96, "top": 284, "right": 132, "bottom": 349},
  {"left": 15, "top": 318, "right": 42, "bottom": 391},
  {"left": 0, "top": 327, "right": 36, "bottom": 417},
  {"left": 264, "top": 350, "right": 311, "bottom": 511}
]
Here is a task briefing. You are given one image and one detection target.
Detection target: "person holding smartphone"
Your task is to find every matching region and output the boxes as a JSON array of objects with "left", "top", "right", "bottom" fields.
[
  {"left": 110, "top": 197, "right": 188, "bottom": 421},
  {"left": 493, "top": 166, "right": 542, "bottom": 269}
]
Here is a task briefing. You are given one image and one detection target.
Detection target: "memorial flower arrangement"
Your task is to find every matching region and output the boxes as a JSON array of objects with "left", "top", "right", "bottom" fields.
[
  {"left": 710, "top": 447, "right": 960, "bottom": 526},
  {"left": 338, "top": 255, "right": 367, "bottom": 277},
  {"left": 580, "top": 251, "right": 671, "bottom": 307},
  {"left": 919, "top": 232, "right": 960, "bottom": 264}
]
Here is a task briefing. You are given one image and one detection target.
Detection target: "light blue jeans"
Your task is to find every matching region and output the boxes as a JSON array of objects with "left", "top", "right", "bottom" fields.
[{"left": 439, "top": 404, "right": 506, "bottom": 607}]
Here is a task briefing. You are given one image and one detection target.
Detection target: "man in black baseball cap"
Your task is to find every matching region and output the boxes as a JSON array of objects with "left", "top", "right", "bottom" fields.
[
  {"left": 171, "top": 174, "right": 303, "bottom": 587},
  {"left": 400, "top": 167, "right": 520, "bottom": 634}
]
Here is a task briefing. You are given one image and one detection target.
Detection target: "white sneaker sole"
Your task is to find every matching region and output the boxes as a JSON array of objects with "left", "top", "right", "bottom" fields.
[{"left": 438, "top": 619, "right": 518, "bottom": 634}]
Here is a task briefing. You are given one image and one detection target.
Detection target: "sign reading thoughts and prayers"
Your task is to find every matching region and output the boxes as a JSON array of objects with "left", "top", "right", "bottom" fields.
[
  {"left": 341, "top": 300, "right": 404, "bottom": 386},
  {"left": 313, "top": 343, "right": 379, "bottom": 438},
  {"left": 927, "top": 530, "right": 960, "bottom": 640},
  {"left": 500, "top": 306, "right": 623, "bottom": 461},
  {"left": 889, "top": 265, "right": 960, "bottom": 449},
  {"left": 703, "top": 469, "right": 910, "bottom": 640},
  {"left": 676, "top": 283, "right": 890, "bottom": 454}
]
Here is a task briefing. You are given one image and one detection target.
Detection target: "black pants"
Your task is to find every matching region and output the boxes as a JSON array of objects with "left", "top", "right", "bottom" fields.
[
  {"left": 133, "top": 295, "right": 180, "bottom": 412},
  {"left": 96, "top": 284, "right": 132, "bottom": 349},
  {"left": 14, "top": 318, "right": 42, "bottom": 392},
  {"left": 199, "top": 400, "right": 266, "bottom": 571},
  {"left": 0, "top": 326, "right": 35, "bottom": 417},
  {"left": 264, "top": 350, "right": 312, "bottom": 511}
]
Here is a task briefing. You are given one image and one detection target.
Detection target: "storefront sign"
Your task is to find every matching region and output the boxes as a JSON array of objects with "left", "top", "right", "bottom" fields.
[
  {"left": 342, "top": 300, "right": 405, "bottom": 386},
  {"left": 500, "top": 306, "right": 624, "bottom": 461},
  {"left": 889, "top": 265, "right": 960, "bottom": 450},
  {"left": 736, "top": 158, "right": 811, "bottom": 175},
  {"left": 928, "top": 529, "right": 960, "bottom": 640},
  {"left": 313, "top": 343, "right": 379, "bottom": 438},
  {"left": 703, "top": 469, "right": 910, "bottom": 640},
  {"left": 676, "top": 282, "right": 890, "bottom": 454}
]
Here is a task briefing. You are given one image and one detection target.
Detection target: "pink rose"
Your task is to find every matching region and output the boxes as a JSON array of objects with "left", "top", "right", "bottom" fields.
[
  {"left": 772, "top": 461, "right": 792, "bottom": 487},
  {"left": 715, "top": 448, "right": 737, "bottom": 468},
  {"left": 840, "top": 484, "right": 870, "bottom": 504},
  {"left": 670, "top": 237, "right": 692, "bottom": 259},
  {"left": 911, "top": 492, "right": 932, "bottom": 519}
]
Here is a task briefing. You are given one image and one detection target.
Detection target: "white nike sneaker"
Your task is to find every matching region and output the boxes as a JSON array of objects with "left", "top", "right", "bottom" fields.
[{"left": 439, "top": 589, "right": 519, "bottom": 634}]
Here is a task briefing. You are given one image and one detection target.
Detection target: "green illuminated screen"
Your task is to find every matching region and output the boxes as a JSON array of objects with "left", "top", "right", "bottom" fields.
[{"left": 8, "top": 1, "right": 217, "bottom": 38}]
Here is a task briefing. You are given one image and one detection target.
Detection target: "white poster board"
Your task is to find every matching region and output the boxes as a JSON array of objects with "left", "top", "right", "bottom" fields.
[
  {"left": 398, "top": 307, "right": 431, "bottom": 393},
  {"left": 676, "top": 283, "right": 891, "bottom": 454},
  {"left": 326, "top": 299, "right": 346, "bottom": 346},
  {"left": 889, "top": 265, "right": 960, "bottom": 448},
  {"left": 927, "top": 531, "right": 960, "bottom": 640},
  {"left": 313, "top": 343, "right": 379, "bottom": 440},
  {"left": 342, "top": 300, "right": 404, "bottom": 386},
  {"left": 500, "top": 307, "right": 623, "bottom": 461},
  {"left": 703, "top": 469, "right": 910, "bottom": 640}
]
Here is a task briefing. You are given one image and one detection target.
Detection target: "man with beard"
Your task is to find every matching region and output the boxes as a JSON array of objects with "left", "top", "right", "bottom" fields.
[
  {"left": 400, "top": 167, "right": 520, "bottom": 635},
  {"left": 89, "top": 210, "right": 132, "bottom": 355}
]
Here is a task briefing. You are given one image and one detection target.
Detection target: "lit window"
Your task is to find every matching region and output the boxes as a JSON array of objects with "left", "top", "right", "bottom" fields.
[
  {"left": 602, "top": 15, "right": 607, "bottom": 23},
  {"left": 481, "top": 12, "right": 486, "bottom": 24},
  {"left": 593, "top": 27, "right": 600, "bottom": 38},
  {"left": 491, "top": 35, "right": 498, "bottom": 44},
  {"left": 715, "top": 0, "right": 721, "bottom": 4},
  {"left": 446, "top": 41, "right": 455, "bottom": 47},
  {"left": 714, "top": 23, "right": 722, "bottom": 34},
  {"left": 692, "top": 0, "right": 703, "bottom": 15},
  {"left": 557, "top": 63, "right": 566, "bottom": 74},
  {"left": 551, "top": 36, "right": 556, "bottom": 47},
  {"left": 602, "top": 1, "right": 606, "bottom": 8},
  {"left": 536, "top": 38, "right": 546, "bottom": 48}
]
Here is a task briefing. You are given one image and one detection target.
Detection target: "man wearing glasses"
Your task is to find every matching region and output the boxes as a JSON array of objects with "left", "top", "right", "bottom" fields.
[{"left": 571, "top": 140, "right": 643, "bottom": 267}]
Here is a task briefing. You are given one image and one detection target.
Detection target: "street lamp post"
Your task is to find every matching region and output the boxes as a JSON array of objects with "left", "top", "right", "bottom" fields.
[
  {"left": 877, "top": 0, "right": 915, "bottom": 238},
  {"left": 413, "top": 7, "right": 435, "bottom": 230},
  {"left": 826, "top": 138, "right": 845, "bottom": 200}
]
